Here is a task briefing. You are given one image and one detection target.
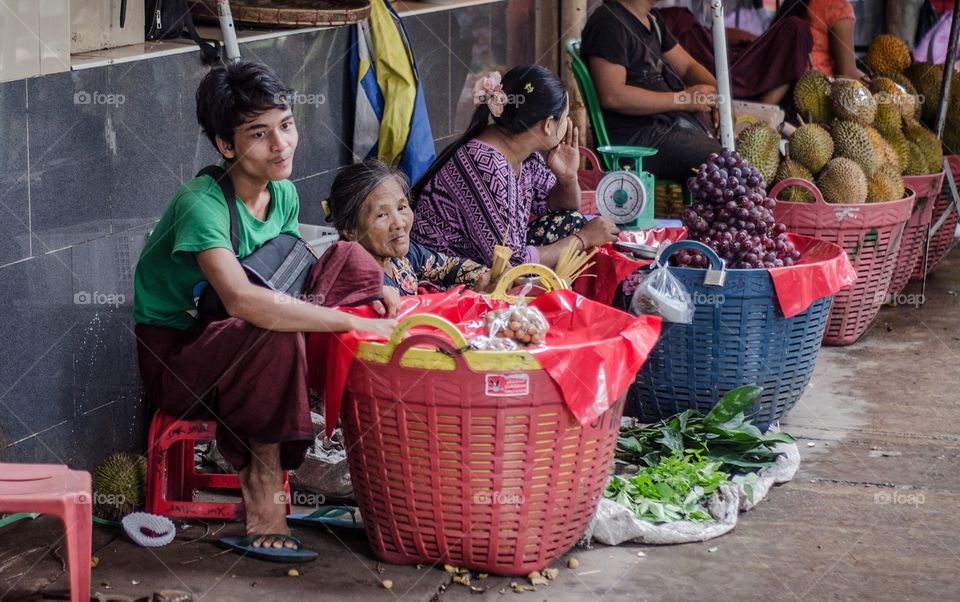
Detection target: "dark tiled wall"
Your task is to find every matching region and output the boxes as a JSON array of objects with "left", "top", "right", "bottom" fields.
[{"left": 0, "top": 0, "right": 544, "bottom": 467}]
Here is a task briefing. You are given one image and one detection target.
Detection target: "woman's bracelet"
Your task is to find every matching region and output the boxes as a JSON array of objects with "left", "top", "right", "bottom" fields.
[{"left": 572, "top": 232, "right": 586, "bottom": 252}]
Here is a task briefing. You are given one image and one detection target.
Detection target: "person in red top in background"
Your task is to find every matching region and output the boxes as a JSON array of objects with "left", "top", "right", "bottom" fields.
[{"left": 774, "top": 0, "right": 866, "bottom": 81}]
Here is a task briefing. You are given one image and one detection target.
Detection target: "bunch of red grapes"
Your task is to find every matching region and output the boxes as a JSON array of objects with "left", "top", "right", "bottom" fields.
[{"left": 678, "top": 148, "right": 800, "bottom": 269}]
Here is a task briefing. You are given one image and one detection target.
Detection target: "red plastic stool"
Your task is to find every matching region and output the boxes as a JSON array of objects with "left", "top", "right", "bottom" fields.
[
  {"left": 0, "top": 464, "right": 91, "bottom": 602},
  {"left": 145, "top": 412, "right": 292, "bottom": 520}
]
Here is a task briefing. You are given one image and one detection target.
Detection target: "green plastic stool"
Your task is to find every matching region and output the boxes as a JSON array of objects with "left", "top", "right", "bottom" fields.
[{"left": 566, "top": 39, "right": 690, "bottom": 212}]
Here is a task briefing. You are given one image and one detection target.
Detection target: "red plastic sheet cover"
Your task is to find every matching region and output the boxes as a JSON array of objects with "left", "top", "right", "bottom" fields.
[
  {"left": 524, "top": 290, "right": 661, "bottom": 426},
  {"left": 573, "top": 245, "right": 645, "bottom": 304},
  {"left": 771, "top": 234, "right": 857, "bottom": 318},
  {"left": 574, "top": 228, "right": 687, "bottom": 304},
  {"left": 571, "top": 227, "right": 855, "bottom": 318},
  {"left": 618, "top": 227, "right": 689, "bottom": 247},
  {"left": 308, "top": 289, "right": 662, "bottom": 435},
  {"left": 307, "top": 289, "right": 474, "bottom": 438}
]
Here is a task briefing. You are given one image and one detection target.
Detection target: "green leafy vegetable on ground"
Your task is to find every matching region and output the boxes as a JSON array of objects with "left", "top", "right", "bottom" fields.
[
  {"left": 616, "top": 385, "right": 795, "bottom": 472},
  {"left": 605, "top": 450, "right": 728, "bottom": 522}
]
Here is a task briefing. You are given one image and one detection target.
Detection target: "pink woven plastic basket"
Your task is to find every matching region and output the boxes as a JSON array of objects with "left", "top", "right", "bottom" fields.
[
  {"left": 770, "top": 179, "right": 914, "bottom": 346},
  {"left": 888, "top": 172, "right": 944, "bottom": 296},
  {"left": 341, "top": 318, "right": 625, "bottom": 576},
  {"left": 911, "top": 155, "right": 959, "bottom": 280}
]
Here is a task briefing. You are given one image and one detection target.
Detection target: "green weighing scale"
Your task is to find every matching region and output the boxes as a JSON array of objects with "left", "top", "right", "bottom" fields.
[{"left": 594, "top": 145, "right": 658, "bottom": 230}]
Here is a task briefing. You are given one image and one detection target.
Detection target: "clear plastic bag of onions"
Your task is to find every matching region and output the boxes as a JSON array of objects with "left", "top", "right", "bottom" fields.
[{"left": 472, "top": 283, "right": 550, "bottom": 350}]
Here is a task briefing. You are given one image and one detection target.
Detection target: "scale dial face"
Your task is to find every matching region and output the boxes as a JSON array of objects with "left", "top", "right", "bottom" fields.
[{"left": 595, "top": 170, "right": 648, "bottom": 224}]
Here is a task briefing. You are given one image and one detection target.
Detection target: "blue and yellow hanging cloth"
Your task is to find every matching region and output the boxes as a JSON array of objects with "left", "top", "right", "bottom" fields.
[{"left": 350, "top": 0, "right": 435, "bottom": 183}]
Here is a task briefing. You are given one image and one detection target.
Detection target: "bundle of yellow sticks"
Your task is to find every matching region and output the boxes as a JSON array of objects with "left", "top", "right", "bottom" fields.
[
  {"left": 490, "top": 234, "right": 595, "bottom": 290},
  {"left": 554, "top": 240, "right": 596, "bottom": 287},
  {"left": 490, "top": 244, "right": 513, "bottom": 282}
]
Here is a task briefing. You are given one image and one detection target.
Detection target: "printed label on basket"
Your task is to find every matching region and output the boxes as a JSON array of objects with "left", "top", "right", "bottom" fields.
[
  {"left": 833, "top": 207, "right": 861, "bottom": 222},
  {"left": 485, "top": 373, "right": 530, "bottom": 397}
]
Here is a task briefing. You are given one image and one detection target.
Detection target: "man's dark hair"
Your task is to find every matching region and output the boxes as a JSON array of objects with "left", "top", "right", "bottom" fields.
[{"left": 195, "top": 60, "right": 294, "bottom": 154}]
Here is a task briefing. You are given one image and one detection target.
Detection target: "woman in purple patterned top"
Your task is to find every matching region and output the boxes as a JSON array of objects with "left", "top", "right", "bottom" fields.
[{"left": 411, "top": 65, "right": 620, "bottom": 269}]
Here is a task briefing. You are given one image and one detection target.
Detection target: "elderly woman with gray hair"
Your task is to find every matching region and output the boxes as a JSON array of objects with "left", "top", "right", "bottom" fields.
[{"left": 326, "top": 160, "right": 493, "bottom": 296}]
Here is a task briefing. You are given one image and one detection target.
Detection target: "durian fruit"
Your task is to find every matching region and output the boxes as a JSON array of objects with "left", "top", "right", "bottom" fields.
[
  {"left": 831, "top": 120, "right": 878, "bottom": 177},
  {"left": 943, "top": 91, "right": 960, "bottom": 153},
  {"left": 794, "top": 69, "right": 833, "bottom": 123},
  {"left": 865, "top": 126, "right": 901, "bottom": 173},
  {"left": 788, "top": 122, "right": 834, "bottom": 173},
  {"left": 871, "top": 75, "right": 918, "bottom": 122},
  {"left": 883, "top": 72, "right": 922, "bottom": 120},
  {"left": 92, "top": 452, "right": 147, "bottom": 521},
  {"left": 867, "top": 163, "right": 906, "bottom": 202},
  {"left": 880, "top": 127, "right": 911, "bottom": 173},
  {"left": 774, "top": 158, "right": 814, "bottom": 202},
  {"left": 817, "top": 157, "right": 868, "bottom": 204},
  {"left": 736, "top": 122, "right": 781, "bottom": 184},
  {"left": 872, "top": 92, "right": 902, "bottom": 132},
  {"left": 865, "top": 35, "right": 912, "bottom": 74},
  {"left": 903, "top": 121, "right": 943, "bottom": 174},
  {"left": 903, "top": 139, "right": 929, "bottom": 176},
  {"left": 905, "top": 62, "right": 944, "bottom": 124},
  {"left": 830, "top": 79, "right": 877, "bottom": 126}
]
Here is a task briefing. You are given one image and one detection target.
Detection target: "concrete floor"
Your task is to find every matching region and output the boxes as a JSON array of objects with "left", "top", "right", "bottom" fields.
[{"left": 1, "top": 250, "right": 958, "bottom": 602}]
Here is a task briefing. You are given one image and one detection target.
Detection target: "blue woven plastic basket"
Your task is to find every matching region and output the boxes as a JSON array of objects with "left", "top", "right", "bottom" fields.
[{"left": 624, "top": 241, "right": 833, "bottom": 431}]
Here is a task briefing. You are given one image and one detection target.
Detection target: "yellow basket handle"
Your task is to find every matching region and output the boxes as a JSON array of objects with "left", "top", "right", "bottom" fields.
[
  {"left": 490, "top": 263, "right": 566, "bottom": 302},
  {"left": 387, "top": 314, "right": 469, "bottom": 349}
]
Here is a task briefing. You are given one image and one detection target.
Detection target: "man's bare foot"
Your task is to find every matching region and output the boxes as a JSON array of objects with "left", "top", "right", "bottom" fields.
[{"left": 239, "top": 441, "right": 297, "bottom": 550}]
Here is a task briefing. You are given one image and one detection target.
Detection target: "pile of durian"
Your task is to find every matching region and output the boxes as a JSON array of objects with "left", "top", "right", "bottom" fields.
[{"left": 738, "top": 35, "right": 946, "bottom": 205}]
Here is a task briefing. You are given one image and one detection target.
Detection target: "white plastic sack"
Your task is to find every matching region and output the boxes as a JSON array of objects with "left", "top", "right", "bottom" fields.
[
  {"left": 737, "top": 427, "right": 800, "bottom": 511},
  {"left": 587, "top": 483, "right": 740, "bottom": 546},
  {"left": 289, "top": 411, "right": 354, "bottom": 500},
  {"left": 585, "top": 427, "right": 799, "bottom": 546}
]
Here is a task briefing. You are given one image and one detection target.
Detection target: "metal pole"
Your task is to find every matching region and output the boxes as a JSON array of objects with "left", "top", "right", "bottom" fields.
[
  {"left": 711, "top": 0, "right": 735, "bottom": 149},
  {"left": 218, "top": 0, "right": 241, "bottom": 61},
  {"left": 922, "top": 0, "right": 960, "bottom": 296},
  {"left": 934, "top": 1, "right": 960, "bottom": 139}
]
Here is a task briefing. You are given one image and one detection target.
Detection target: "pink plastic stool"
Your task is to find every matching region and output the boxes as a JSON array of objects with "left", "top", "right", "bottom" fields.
[
  {"left": 145, "top": 411, "right": 292, "bottom": 520},
  {"left": 0, "top": 463, "right": 91, "bottom": 602}
]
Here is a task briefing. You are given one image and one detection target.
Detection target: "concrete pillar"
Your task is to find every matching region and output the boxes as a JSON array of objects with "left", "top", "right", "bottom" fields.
[
  {"left": 886, "top": 0, "right": 925, "bottom": 47},
  {"left": 559, "top": 0, "right": 589, "bottom": 146}
]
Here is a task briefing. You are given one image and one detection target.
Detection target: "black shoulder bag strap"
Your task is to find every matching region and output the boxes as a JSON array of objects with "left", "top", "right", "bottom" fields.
[
  {"left": 197, "top": 164, "right": 240, "bottom": 256},
  {"left": 194, "top": 165, "right": 318, "bottom": 319},
  {"left": 179, "top": 1, "right": 222, "bottom": 66},
  {"left": 194, "top": 165, "right": 238, "bottom": 317}
]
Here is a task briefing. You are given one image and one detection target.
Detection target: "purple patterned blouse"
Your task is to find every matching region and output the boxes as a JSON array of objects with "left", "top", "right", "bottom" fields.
[{"left": 412, "top": 139, "right": 557, "bottom": 267}]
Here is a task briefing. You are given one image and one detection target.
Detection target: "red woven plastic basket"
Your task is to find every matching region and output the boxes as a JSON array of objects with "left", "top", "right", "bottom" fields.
[
  {"left": 578, "top": 147, "right": 603, "bottom": 215},
  {"left": 341, "top": 317, "right": 624, "bottom": 576},
  {"left": 912, "top": 155, "right": 960, "bottom": 280},
  {"left": 888, "top": 173, "right": 944, "bottom": 296},
  {"left": 770, "top": 179, "right": 914, "bottom": 346}
]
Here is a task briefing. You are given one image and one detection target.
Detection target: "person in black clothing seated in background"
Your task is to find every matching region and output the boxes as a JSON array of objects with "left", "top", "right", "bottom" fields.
[{"left": 581, "top": 0, "right": 722, "bottom": 184}]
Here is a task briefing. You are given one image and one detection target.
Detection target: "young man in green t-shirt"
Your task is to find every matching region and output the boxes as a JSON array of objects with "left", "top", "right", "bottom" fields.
[{"left": 133, "top": 61, "right": 397, "bottom": 561}]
